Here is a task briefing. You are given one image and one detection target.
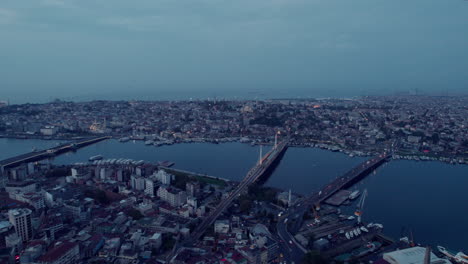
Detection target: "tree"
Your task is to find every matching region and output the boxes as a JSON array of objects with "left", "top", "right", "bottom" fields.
[
  {"left": 239, "top": 198, "right": 252, "bottom": 213},
  {"left": 45, "top": 167, "right": 71, "bottom": 178},
  {"left": 127, "top": 208, "right": 144, "bottom": 220}
]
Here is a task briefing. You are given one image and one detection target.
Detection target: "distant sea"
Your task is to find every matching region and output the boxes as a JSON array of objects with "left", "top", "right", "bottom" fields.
[{"left": 4, "top": 89, "right": 467, "bottom": 104}]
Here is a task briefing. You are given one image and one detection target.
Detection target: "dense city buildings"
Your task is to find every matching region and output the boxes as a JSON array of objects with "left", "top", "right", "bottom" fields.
[
  {"left": 0, "top": 96, "right": 466, "bottom": 263},
  {"left": 0, "top": 96, "right": 466, "bottom": 164}
]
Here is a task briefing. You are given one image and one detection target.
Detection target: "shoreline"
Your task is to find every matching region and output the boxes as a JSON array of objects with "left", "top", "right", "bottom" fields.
[{"left": 0, "top": 135, "right": 466, "bottom": 165}]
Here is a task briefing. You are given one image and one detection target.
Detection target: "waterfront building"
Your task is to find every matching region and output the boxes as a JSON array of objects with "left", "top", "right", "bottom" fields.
[
  {"left": 156, "top": 186, "right": 187, "bottom": 207},
  {"left": 155, "top": 170, "right": 173, "bottom": 185},
  {"left": 186, "top": 182, "right": 200, "bottom": 197},
  {"left": 383, "top": 247, "right": 451, "bottom": 264}
]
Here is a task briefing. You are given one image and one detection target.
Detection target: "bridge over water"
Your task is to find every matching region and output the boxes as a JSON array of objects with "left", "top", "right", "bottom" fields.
[
  {"left": 169, "top": 137, "right": 290, "bottom": 261},
  {"left": 0, "top": 136, "right": 110, "bottom": 171},
  {"left": 277, "top": 152, "right": 392, "bottom": 263}
]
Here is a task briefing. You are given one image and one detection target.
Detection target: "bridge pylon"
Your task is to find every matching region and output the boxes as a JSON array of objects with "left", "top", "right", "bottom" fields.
[{"left": 258, "top": 145, "right": 263, "bottom": 165}]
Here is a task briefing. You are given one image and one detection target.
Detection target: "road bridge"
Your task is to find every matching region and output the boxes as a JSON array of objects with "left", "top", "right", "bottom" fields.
[
  {"left": 169, "top": 137, "right": 290, "bottom": 262},
  {"left": 0, "top": 136, "right": 111, "bottom": 170},
  {"left": 277, "top": 153, "right": 391, "bottom": 263}
]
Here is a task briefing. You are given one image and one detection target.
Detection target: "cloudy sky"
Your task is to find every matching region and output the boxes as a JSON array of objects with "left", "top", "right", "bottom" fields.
[{"left": 1, "top": 0, "right": 467, "bottom": 103}]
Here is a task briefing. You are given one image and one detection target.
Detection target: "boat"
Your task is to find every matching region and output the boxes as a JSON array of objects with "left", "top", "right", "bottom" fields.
[
  {"left": 334, "top": 242, "right": 381, "bottom": 262},
  {"left": 89, "top": 155, "right": 103, "bottom": 161},
  {"left": 119, "top": 137, "right": 130, "bottom": 142},
  {"left": 353, "top": 229, "right": 359, "bottom": 236},
  {"left": 438, "top": 246, "right": 457, "bottom": 259},
  {"left": 438, "top": 246, "right": 468, "bottom": 264},
  {"left": 345, "top": 232, "right": 350, "bottom": 240},
  {"left": 144, "top": 140, "right": 154, "bottom": 145},
  {"left": 455, "top": 252, "right": 468, "bottom": 264},
  {"left": 356, "top": 228, "right": 361, "bottom": 235},
  {"left": 352, "top": 242, "right": 381, "bottom": 258},
  {"left": 360, "top": 226, "right": 369, "bottom": 233},
  {"left": 349, "top": 231, "right": 354, "bottom": 238},
  {"left": 349, "top": 190, "right": 361, "bottom": 200}
]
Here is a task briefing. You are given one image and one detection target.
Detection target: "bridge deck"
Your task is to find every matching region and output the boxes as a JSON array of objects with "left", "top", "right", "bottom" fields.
[{"left": 0, "top": 136, "right": 110, "bottom": 168}]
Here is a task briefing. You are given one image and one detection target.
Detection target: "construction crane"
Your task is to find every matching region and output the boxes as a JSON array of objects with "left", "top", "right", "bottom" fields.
[{"left": 354, "top": 189, "right": 368, "bottom": 224}]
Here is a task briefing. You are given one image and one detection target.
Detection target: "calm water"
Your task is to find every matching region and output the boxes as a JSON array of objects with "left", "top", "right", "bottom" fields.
[{"left": 0, "top": 138, "right": 466, "bottom": 251}]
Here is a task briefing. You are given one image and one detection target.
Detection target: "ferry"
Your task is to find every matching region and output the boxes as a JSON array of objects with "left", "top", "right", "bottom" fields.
[
  {"left": 438, "top": 246, "right": 468, "bottom": 264},
  {"left": 349, "top": 190, "right": 360, "bottom": 200},
  {"left": 89, "top": 155, "right": 103, "bottom": 161},
  {"left": 455, "top": 252, "right": 468, "bottom": 264},
  {"left": 438, "top": 246, "right": 458, "bottom": 259}
]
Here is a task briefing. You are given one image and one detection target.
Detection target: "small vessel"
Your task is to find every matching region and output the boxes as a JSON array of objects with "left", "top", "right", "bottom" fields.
[
  {"left": 455, "top": 252, "right": 468, "bottom": 264},
  {"left": 119, "top": 137, "right": 130, "bottom": 142},
  {"left": 334, "top": 242, "right": 381, "bottom": 262},
  {"left": 349, "top": 231, "right": 354, "bottom": 238},
  {"left": 145, "top": 140, "right": 154, "bottom": 145},
  {"left": 353, "top": 229, "right": 359, "bottom": 236},
  {"left": 349, "top": 190, "right": 361, "bottom": 200},
  {"left": 438, "top": 246, "right": 468, "bottom": 264},
  {"left": 356, "top": 228, "right": 361, "bottom": 235},
  {"left": 360, "top": 226, "right": 369, "bottom": 233},
  {"left": 345, "top": 232, "right": 350, "bottom": 240},
  {"left": 89, "top": 155, "right": 103, "bottom": 161}
]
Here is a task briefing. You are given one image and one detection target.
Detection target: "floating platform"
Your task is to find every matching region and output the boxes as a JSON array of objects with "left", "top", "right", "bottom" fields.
[{"left": 325, "top": 190, "right": 352, "bottom": 206}]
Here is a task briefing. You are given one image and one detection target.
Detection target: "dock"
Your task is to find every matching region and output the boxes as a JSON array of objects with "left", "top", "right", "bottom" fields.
[{"left": 325, "top": 190, "right": 352, "bottom": 206}]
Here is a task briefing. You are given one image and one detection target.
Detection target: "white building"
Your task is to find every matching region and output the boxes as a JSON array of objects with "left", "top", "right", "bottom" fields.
[
  {"left": 214, "top": 220, "right": 230, "bottom": 234},
  {"left": 156, "top": 186, "right": 187, "bottom": 207},
  {"left": 9, "top": 191, "right": 45, "bottom": 210},
  {"left": 5, "top": 181, "right": 36, "bottom": 194},
  {"left": 155, "top": 170, "right": 173, "bottom": 185},
  {"left": 149, "top": 233, "right": 162, "bottom": 249},
  {"left": 145, "top": 178, "right": 156, "bottom": 197},
  {"left": 9, "top": 208, "right": 33, "bottom": 242},
  {"left": 37, "top": 241, "right": 80, "bottom": 264},
  {"left": 131, "top": 175, "right": 146, "bottom": 191},
  {"left": 383, "top": 247, "right": 452, "bottom": 264},
  {"left": 40, "top": 126, "right": 58, "bottom": 136}
]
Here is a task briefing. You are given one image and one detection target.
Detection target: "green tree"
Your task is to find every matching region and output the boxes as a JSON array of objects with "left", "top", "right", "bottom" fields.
[{"left": 127, "top": 208, "right": 144, "bottom": 220}]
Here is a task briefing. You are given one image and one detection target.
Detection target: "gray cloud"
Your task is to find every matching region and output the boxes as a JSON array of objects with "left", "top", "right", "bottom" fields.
[{"left": 1, "top": 0, "right": 467, "bottom": 103}]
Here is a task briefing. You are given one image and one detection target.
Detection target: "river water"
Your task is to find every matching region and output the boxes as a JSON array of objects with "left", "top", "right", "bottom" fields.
[{"left": 1, "top": 138, "right": 466, "bottom": 251}]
